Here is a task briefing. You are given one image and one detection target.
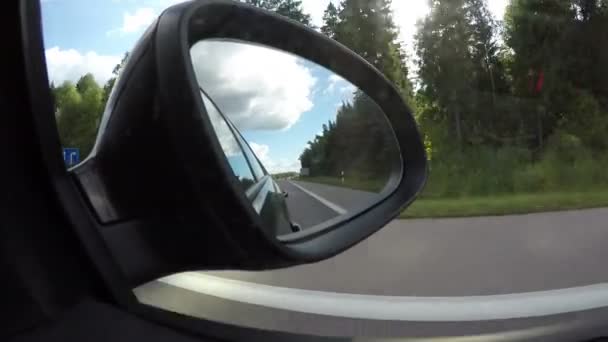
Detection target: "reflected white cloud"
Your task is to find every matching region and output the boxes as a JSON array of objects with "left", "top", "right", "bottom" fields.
[
  {"left": 250, "top": 142, "right": 301, "bottom": 174},
  {"left": 324, "top": 73, "right": 356, "bottom": 105},
  {"left": 200, "top": 92, "right": 241, "bottom": 158},
  {"left": 191, "top": 41, "right": 317, "bottom": 131},
  {"left": 324, "top": 74, "right": 346, "bottom": 94}
]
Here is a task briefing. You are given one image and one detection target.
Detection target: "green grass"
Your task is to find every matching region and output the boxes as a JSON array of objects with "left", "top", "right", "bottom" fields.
[
  {"left": 295, "top": 176, "right": 608, "bottom": 219},
  {"left": 401, "top": 191, "right": 608, "bottom": 219},
  {"left": 297, "top": 176, "right": 384, "bottom": 193}
]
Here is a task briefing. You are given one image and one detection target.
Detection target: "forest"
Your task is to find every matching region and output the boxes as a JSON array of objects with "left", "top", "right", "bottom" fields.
[
  {"left": 53, "top": 0, "right": 608, "bottom": 216},
  {"left": 297, "top": 0, "right": 608, "bottom": 202}
]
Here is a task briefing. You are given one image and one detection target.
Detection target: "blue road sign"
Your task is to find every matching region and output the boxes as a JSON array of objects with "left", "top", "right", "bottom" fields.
[{"left": 63, "top": 148, "right": 80, "bottom": 167}]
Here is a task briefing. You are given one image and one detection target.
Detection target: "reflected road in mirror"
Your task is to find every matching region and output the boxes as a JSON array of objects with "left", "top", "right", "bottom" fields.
[
  {"left": 277, "top": 180, "right": 380, "bottom": 228},
  {"left": 191, "top": 40, "right": 401, "bottom": 236}
]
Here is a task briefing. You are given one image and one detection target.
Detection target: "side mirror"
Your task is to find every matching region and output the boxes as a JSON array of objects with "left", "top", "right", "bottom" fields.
[{"left": 72, "top": 0, "right": 427, "bottom": 285}]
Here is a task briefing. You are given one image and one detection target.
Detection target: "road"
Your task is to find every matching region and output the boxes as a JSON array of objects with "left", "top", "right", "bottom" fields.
[
  {"left": 135, "top": 182, "right": 608, "bottom": 337},
  {"left": 202, "top": 207, "right": 608, "bottom": 296},
  {"left": 275, "top": 179, "right": 380, "bottom": 228},
  {"left": 274, "top": 180, "right": 338, "bottom": 228}
]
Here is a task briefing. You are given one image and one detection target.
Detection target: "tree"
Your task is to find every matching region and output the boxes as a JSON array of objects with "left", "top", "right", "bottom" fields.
[
  {"left": 244, "top": 0, "right": 313, "bottom": 26},
  {"left": 321, "top": 2, "right": 339, "bottom": 38},
  {"left": 299, "top": 91, "right": 398, "bottom": 183},
  {"left": 102, "top": 52, "right": 129, "bottom": 106},
  {"left": 76, "top": 73, "right": 98, "bottom": 94},
  {"left": 505, "top": 0, "right": 580, "bottom": 149},
  {"left": 321, "top": 0, "right": 413, "bottom": 100},
  {"left": 576, "top": 0, "right": 603, "bottom": 21},
  {"left": 54, "top": 74, "right": 104, "bottom": 157},
  {"left": 416, "top": 0, "right": 511, "bottom": 149},
  {"left": 416, "top": 0, "right": 474, "bottom": 148}
]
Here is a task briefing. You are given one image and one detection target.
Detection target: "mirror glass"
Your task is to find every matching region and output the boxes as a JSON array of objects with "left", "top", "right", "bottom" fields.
[{"left": 190, "top": 40, "right": 401, "bottom": 237}]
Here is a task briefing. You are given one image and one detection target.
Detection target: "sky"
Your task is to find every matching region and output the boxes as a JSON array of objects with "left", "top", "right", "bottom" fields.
[
  {"left": 41, "top": 0, "right": 509, "bottom": 173},
  {"left": 191, "top": 40, "right": 356, "bottom": 174}
]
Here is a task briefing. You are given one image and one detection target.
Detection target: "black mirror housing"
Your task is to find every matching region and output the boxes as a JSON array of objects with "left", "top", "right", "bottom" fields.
[{"left": 72, "top": 0, "right": 427, "bottom": 286}]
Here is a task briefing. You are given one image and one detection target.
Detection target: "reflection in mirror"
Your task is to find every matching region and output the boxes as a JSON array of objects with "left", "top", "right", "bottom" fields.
[
  {"left": 191, "top": 40, "right": 401, "bottom": 236},
  {"left": 200, "top": 91, "right": 257, "bottom": 192}
]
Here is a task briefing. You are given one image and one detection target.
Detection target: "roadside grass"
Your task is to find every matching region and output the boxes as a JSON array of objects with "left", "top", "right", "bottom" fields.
[
  {"left": 294, "top": 177, "right": 608, "bottom": 219},
  {"left": 401, "top": 191, "right": 608, "bottom": 219}
]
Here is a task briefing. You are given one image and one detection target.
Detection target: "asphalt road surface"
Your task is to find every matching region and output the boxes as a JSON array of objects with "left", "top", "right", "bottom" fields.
[
  {"left": 275, "top": 180, "right": 380, "bottom": 228},
  {"left": 207, "top": 207, "right": 608, "bottom": 296},
  {"left": 274, "top": 180, "right": 339, "bottom": 228},
  {"left": 135, "top": 184, "right": 608, "bottom": 336}
]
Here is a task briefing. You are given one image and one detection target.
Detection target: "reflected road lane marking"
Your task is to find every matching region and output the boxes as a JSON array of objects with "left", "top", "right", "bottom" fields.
[{"left": 288, "top": 181, "right": 347, "bottom": 215}]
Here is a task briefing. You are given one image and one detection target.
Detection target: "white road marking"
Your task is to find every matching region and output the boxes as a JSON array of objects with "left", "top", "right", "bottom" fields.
[
  {"left": 158, "top": 272, "right": 608, "bottom": 321},
  {"left": 288, "top": 181, "right": 347, "bottom": 215}
]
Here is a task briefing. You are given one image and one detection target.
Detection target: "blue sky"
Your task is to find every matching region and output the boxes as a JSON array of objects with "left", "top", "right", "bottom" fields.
[
  {"left": 41, "top": 0, "right": 507, "bottom": 173},
  {"left": 240, "top": 65, "right": 356, "bottom": 174},
  {"left": 190, "top": 40, "right": 356, "bottom": 173},
  {"left": 41, "top": 0, "right": 179, "bottom": 85},
  {"left": 40, "top": 0, "right": 508, "bottom": 85}
]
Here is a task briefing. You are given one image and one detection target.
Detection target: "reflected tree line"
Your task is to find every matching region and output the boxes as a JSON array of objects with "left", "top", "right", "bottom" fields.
[{"left": 298, "top": 91, "right": 398, "bottom": 188}]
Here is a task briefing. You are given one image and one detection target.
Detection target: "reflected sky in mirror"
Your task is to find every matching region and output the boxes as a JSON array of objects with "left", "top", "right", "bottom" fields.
[
  {"left": 191, "top": 40, "right": 399, "bottom": 230},
  {"left": 190, "top": 40, "right": 356, "bottom": 175}
]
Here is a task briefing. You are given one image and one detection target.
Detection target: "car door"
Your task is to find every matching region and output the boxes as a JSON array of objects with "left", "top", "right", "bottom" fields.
[{"left": 13, "top": 0, "right": 608, "bottom": 342}]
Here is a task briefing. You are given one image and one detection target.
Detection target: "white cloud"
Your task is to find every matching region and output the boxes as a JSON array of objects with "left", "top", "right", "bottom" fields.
[
  {"left": 250, "top": 142, "right": 270, "bottom": 160},
  {"left": 250, "top": 142, "right": 301, "bottom": 174},
  {"left": 108, "top": 7, "right": 156, "bottom": 35},
  {"left": 45, "top": 47, "right": 121, "bottom": 85},
  {"left": 191, "top": 40, "right": 316, "bottom": 131},
  {"left": 200, "top": 92, "right": 242, "bottom": 158},
  {"left": 339, "top": 83, "right": 356, "bottom": 97},
  {"left": 323, "top": 73, "right": 356, "bottom": 106},
  {"left": 329, "top": 74, "right": 344, "bottom": 82},
  {"left": 324, "top": 74, "right": 345, "bottom": 94}
]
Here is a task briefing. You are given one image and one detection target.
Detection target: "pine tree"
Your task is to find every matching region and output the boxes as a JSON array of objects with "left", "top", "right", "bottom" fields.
[
  {"left": 416, "top": 0, "right": 510, "bottom": 148},
  {"left": 323, "top": 0, "right": 413, "bottom": 99},
  {"left": 244, "top": 0, "right": 313, "bottom": 26},
  {"left": 321, "top": 3, "right": 339, "bottom": 38}
]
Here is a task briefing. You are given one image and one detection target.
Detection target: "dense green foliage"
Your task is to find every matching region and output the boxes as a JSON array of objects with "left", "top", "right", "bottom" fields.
[
  {"left": 415, "top": 0, "right": 608, "bottom": 198},
  {"left": 244, "top": 0, "right": 313, "bottom": 26},
  {"left": 299, "top": 91, "right": 398, "bottom": 182},
  {"left": 54, "top": 0, "right": 608, "bottom": 212},
  {"left": 416, "top": 0, "right": 511, "bottom": 148},
  {"left": 53, "top": 76, "right": 103, "bottom": 157},
  {"left": 52, "top": 52, "right": 128, "bottom": 158},
  {"left": 302, "top": 0, "right": 608, "bottom": 199}
]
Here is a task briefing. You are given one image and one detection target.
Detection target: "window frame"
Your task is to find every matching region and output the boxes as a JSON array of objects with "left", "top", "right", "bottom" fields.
[
  {"left": 227, "top": 116, "right": 268, "bottom": 178},
  {"left": 199, "top": 88, "right": 263, "bottom": 187}
]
